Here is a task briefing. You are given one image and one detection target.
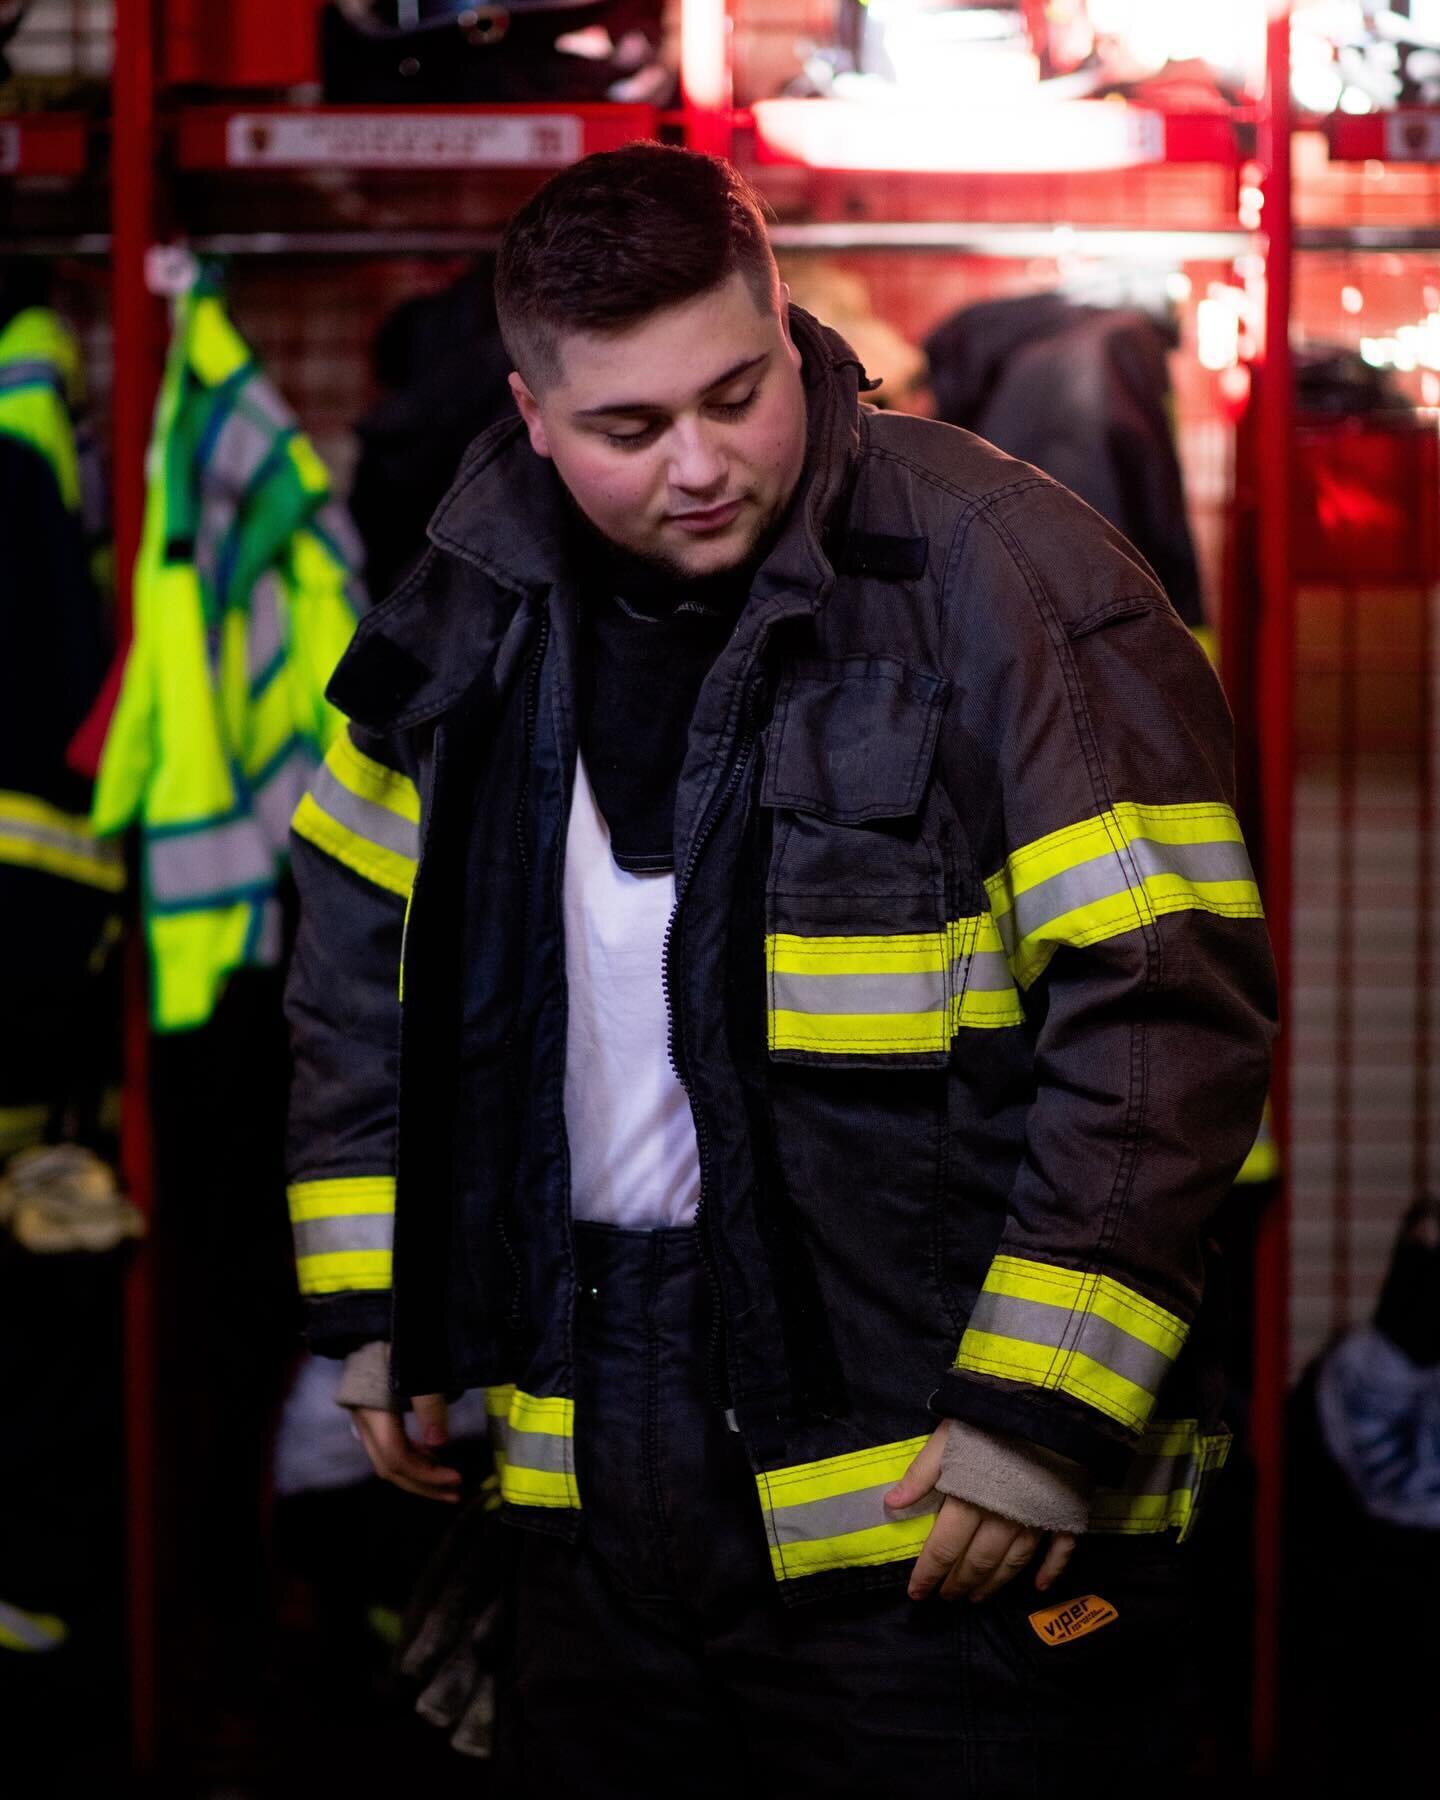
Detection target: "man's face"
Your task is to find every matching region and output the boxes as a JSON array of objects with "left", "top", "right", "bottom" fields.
[{"left": 508, "top": 270, "right": 808, "bottom": 580}]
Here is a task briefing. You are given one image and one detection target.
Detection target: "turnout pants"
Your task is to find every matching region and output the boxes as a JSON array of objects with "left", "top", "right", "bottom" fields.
[{"left": 500, "top": 1223, "right": 1204, "bottom": 1798}]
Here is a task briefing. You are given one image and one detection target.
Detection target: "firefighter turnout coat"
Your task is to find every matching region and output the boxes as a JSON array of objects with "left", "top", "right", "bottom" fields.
[{"left": 285, "top": 310, "right": 1277, "bottom": 1597}]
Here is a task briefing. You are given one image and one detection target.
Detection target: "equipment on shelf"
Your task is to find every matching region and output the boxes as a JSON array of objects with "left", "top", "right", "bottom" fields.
[{"left": 323, "top": 0, "right": 671, "bottom": 104}]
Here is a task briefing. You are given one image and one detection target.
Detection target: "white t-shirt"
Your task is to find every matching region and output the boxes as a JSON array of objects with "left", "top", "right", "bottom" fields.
[{"left": 562, "top": 751, "right": 701, "bottom": 1229}]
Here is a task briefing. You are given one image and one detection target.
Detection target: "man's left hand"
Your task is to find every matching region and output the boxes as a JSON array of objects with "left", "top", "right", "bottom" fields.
[{"left": 886, "top": 1424, "right": 1077, "bottom": 1603}]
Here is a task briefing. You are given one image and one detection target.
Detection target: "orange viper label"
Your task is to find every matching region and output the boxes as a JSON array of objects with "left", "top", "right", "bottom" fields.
[{"left": 1027, "top": 1594, "right": 1119, "bottom": 1647}]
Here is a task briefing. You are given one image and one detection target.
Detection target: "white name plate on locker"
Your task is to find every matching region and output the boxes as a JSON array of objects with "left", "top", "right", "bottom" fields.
[
  {"left": 0, "top": 123, "right": 19, "bottom": 176},
  {"left": 224, "top": 111, "right": 584, "bottom": 170}
]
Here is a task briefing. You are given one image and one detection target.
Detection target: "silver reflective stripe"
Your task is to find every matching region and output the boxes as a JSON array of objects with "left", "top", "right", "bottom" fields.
[
  {"left": 0, "top": 812, "right": 122, "bottom": 875},
  {"left": 148, "top": 817, "right": 272, "bottom": 903},
  {"left": 0, "top": 359, "right": 62, "bottom": 394},
  {"left": 772, "top": 968, "right": 945, "bottom": 1016},
  {"left": 238, "top": 370, "right": 295, "bottom": 435},
  {"left": 316, "top": 498, "right": 364, "bottom": 568},
  {"left": 292, "top": 1214, "right": 394, "bottom": 1258},
  {"left": 0, "top": 1599, "right": 66, "bottom": 1652},
  {"left": 965, "top": 1290, "right": 1173, "bottom": 1396},
  {"left": 310, "top": 763, "right": 420, "bottom": 862},
  {"left": 766, "top": 1481, "right": 939, "bottom": 1548},
  {"left": 999, "top": 835, "right": 1258, "bottom": 955},
  {"left": 248, "top": 572, "right": 286, "bottom": 682},
  {"left": 964, "top": 948, "right": 1018, "bottom": 991},
  {"left": 490, "top": 1425, "right": 573, "bottom": 1478},
  {"left": 193, "top": 409, "right": 275, "bottom": 588}
]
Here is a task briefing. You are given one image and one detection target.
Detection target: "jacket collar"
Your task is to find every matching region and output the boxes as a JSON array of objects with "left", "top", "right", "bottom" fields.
[{"left": 331, "top": 306, "right": 867, "bottom": 732}]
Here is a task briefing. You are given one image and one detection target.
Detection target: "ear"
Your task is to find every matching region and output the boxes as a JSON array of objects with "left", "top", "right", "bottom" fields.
[{"left": 508, "top": 372, "right": 552, "bottom": 460}]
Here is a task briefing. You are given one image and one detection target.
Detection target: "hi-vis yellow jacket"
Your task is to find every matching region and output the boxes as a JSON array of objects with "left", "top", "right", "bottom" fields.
[
  {"left": 0, "top": 304, "right": 122, "bottom": 1155},
  {"left": 93, "top": 273, "right": 360, "bottom": 1031}
]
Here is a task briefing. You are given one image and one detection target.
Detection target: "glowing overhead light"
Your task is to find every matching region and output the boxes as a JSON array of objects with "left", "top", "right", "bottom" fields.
[
  {"left": 1198, "top": 293, "right": 1242, "bottom": 370},
  {"left": 1341, "top": 285, "right": 1364, "bottom": 312},
  {"left": 1166, "top": 271, "right": 1194, "bottom": 303},
  {"left": 750, "top": 99, "right": 1167, "bottom": 174}
]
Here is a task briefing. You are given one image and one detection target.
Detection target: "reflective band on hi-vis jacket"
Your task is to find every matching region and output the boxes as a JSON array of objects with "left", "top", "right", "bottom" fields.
[
  {"left": 767, "top": 910, "right": 1024, "bottom": 1055},
  {"left": 291, "top": 733, "right": 419, "bottom": 900},
  {"left": 985, "top": 800, "right": 1264, "bottom": 990},
  {"left": 1089, "top": 1419, "right": 1232, "bottom": 1542},
  {"left": 0, "top": 791, "right": 124, "bottom": 893},
  {"left": 484, "top": 1386, "right": 581, "bottom": 1510},
  {"left": 0, "top": 1598, "right": 68, "bottom": 1654},
  {"left": 954, "top": 1254, "right": 1188, "bottom": 1435},
  {"left": 286, "top": 1175, "right": 394, "bottom": 1296},
  {"left": 757, "top": 1436, "right": 940, "bottom": 1580}
]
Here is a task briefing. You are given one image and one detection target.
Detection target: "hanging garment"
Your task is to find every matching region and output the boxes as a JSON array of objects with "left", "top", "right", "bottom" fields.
[
  {"left": 92, "top": 271, "right": 360, "bottom": 1032},
  {"left": 0, "top": 303, "right": 122, "bottom": 1156},
  {"left": 924, "top": 292, "right": 1205, "bottom": 632}
]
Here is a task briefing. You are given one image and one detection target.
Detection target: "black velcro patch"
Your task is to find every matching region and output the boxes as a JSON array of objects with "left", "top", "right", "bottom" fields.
[
  {"left": 327, "top": 632, "right": 433, "bottom": 724},
  {"left": 836, "top": 532, "right": 928, "bottom": 581}
]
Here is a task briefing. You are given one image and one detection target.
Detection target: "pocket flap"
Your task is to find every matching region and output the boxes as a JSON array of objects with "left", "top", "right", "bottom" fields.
[{"left": 759, "top": 656, "right": 949, "bottom": 824}]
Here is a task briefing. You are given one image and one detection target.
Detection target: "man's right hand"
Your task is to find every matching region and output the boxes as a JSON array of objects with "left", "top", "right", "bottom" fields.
[{"left": 353, "top": 1392, "right": 462, "bottom": 1503}]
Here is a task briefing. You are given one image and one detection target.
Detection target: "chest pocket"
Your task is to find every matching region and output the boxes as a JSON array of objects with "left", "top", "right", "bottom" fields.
[{"left": 760, "top": 655, "right": 1019, "bottom": 1069}]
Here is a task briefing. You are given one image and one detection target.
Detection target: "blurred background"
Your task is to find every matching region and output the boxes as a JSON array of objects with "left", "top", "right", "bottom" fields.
[{"left": 1, "top": 2, "right": 1437, "bottom": 1793}]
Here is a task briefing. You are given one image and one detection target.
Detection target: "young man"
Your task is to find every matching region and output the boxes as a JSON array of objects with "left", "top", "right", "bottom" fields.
[{"left": 286, "top": 146, "right": 1276, "bottom": 1792}]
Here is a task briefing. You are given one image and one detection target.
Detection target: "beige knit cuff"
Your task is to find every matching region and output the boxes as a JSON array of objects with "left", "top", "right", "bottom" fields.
[
  {"left": 335, "top": 1339, "right": 401, "bottom": 1413},
  {"left": 935, "top": 1418, "right": 1092, "bottom": 1535}
]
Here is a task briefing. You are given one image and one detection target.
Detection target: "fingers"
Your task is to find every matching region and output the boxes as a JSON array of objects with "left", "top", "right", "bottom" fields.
[
  {"left": 353, "top": 1405, "right": 462, "bottom": 1504},
  {"left": 884, "top": 1421, "right": 948, "bottom": 1510},
  {"left": 1033, "top": 1531, "right": 1078, "bottom": 1593},
  {"left": 906, "top": 1494, "right": 982, "bottom": 1601},
  {"left": 412, "top": 1391, "right": 450, "bottom": 1448},
  {"left": 959, "top": 1524, "right": 1043, "bottom": 1603}
]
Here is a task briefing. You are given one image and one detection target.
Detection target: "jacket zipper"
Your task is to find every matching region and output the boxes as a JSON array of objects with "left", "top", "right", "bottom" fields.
[
  {"left": 661, "top": 671, "right": 765, "bottom": 1415},
  {"left": 496, "top": 611, "right": 550, "bottom": 1332}
]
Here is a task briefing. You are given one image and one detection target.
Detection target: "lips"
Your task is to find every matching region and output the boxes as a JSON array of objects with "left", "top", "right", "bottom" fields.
[{"left": 668, "top": 498, "right": 743, "bottom": 533}]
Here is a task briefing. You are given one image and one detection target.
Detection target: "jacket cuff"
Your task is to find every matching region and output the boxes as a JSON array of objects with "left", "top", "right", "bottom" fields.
[
  {"left": 304, "top": 1291, "right": 392, "bottom": 1360},
  {"left": 931, "top": 1369, "right": 1134, "bottom": 1486},
  {"left": 936, "top": 1419, "right": 1092, "bottom": 1534},
  {"left": 336, "top": 1339, "right": 401, "bottom": 1412}
]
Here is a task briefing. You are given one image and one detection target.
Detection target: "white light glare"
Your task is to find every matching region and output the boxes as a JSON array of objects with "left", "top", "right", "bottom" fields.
[{"left": 1341, "top": 286, "right": 1364, "bottom": 313}]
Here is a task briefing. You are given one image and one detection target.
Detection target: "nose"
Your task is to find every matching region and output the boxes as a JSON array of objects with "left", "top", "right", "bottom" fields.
[{"left": 667, "top": 416, "right": 725, "bottom": 498}]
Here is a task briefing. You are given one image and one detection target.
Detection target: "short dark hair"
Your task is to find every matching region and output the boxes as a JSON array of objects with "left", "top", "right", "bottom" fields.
[{"left": 495, "top": 144, "right": 779, "bottom": 391}]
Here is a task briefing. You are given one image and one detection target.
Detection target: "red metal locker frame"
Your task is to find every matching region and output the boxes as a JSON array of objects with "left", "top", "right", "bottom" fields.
[{"left": 112, "top": 0, "right": 165, "bottom": 1770}]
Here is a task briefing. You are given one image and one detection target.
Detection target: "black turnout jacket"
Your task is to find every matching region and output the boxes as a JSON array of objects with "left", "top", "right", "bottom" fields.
[{"left": 284, "top": 309, "right": 1276, "bottom": 1597}]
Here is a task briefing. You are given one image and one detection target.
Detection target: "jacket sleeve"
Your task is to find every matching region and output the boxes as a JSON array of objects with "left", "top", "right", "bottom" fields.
[
  {"left": 931, "top": 477, "right": 1278, "bottom": 1480},
  {"left": 284, "top": 720, "right": 421, "bottom": 1355}
]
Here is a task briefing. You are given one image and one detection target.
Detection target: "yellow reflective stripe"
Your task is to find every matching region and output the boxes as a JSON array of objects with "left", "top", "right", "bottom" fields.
[
  {"left": 288, "top": 1177, "right": 395, "bottom": 1296},
  {"left": 483, "top": 1385, "right": 581, "bottom": 1510},
  {"left": 954, "top": 1333, "right": 1157, "bottom": 1433},
  {"left": 1090, "top": 1421, "right": 1232, "bottom": 1542},
  {"left": 757, "top": 1434, "right": 940, "bottom": 1580},
  {"left": 978, "top": 1256, "right": 1187, "bottom": 1360},
  {"left": 286, "top": 1175, "right": 395, "bottom": 1223},
  {"left": 765, "top": 1513, "right": 936, "bottom": 1581},
  {"left": 508, "top": 1391, "right": 575, "bottom": 1438},
  {"left": 766, "top": 910, "right": 1023, "bottom": 1054},
  {"left": 294, "top": 1249, "right": 392, "bottom": 1295},
  {"left": 291, "top": 792, "right": 415, "bottom": 899},
  {"left": 761, "top": 1435, "right": 929, "bottom": 1508},
  {"left": 290, "top": 733, "right": 420, "bottom": 901},
  {"left": 0, "top": 790, "right": 125, "bottom": 892},
  {"left": 954, "top": 1254, "right": 1188, "bottom": 1434},
  {"left": 985, "top": 800, "right": 1264, "bottom": 988},
  {"left": 770, "top": 1010, "right": 951, "bottom": 1053},
  {"left": 1236, "top": 1102, "right": 1279, "bottom": 1184},
  {"left": 326, "top": 734, "right": 421, "bottom": 826}
]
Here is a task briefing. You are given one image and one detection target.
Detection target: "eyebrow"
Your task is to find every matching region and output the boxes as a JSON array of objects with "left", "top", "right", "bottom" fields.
[{"left": 573, "top": 353, "right": 769, "bottom": 421}]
